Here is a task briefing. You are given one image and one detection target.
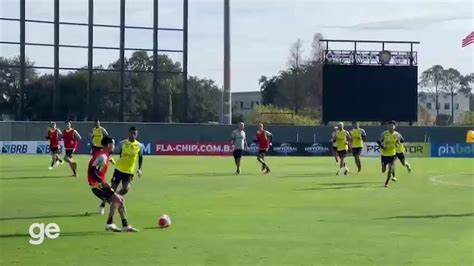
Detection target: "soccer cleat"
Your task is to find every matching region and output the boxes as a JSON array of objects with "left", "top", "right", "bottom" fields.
[
  {"left": 105, "top": 223, "right": 121, "bottom": 232},
  {"left": 406, "top": 164, "right": 412, "bottom": 173},
  {"left": 264, "top": 168, "right": 271, "bottom": 175},
  {"left": 99, "top": 206, "right": 105, "bottom": 215},
  {"left": 384, "top": 184, "right": 389, "bottom": 188},
  {"left": 344, "top": 168, "right": 349, "bottom": 175},
  {"left": 236, "top": 168, "right": 241, "bottom": 175},
  {"left": 48, "top": 166, "right": 53, "bottom": 170},
  {"left": 391, "top": 177, "right": 398, "bottom": 182},
  {"left": 122, "top": 225, "right": 139, "bottom": 232}
]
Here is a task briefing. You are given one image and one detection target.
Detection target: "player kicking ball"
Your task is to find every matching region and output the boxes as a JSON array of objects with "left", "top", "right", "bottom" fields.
[
  {"left": 62, "top": 120, "right": 82, "bottom": 176},
  {"left": 333, "top": 122, "right": 351, "bottom": 175},
  {"left": 255, "top": 123, "right": 272, "bottom": 174},
  {"left": 98, "top": 127, "right": 144, "bottom": 215},
  {"left": 87, "top": 136, "right": 138, "bottom": 232},
  {"left": 377, "top": 121, "right": 400, "bottom": 187}
]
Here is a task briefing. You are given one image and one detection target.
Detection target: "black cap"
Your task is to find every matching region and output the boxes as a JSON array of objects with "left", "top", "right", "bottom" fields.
[
  {"left": 129, "top": 126, "right": 137, "bottom": 131},
  {"left": 389, "top": 120, "right": 397, "bottom": 125}
]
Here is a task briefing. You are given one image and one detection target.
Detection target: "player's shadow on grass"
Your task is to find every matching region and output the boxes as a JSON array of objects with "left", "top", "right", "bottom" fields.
[
  {"left": 0, "top": 213, "right": 92, "bottom": 221},
  {"left": 0, "top": 175, "right": 70, "bottom": 180},
  {"left": 0, "top": 231, "right": 112, "bottom": 238},
  {"left": 296, "top": 185, "right": 366, "bottom": 191},
  {"left": 278, "top": 173, "right": 334, "bottom": 178},
  {"left": 376, "top": 212, "right": 474, "bottom": 219},
  {"left": 167, "top": 173, "right": 245, "bottom": 177},
  {"left": 321, "top": 182, "right": 381, "bottom": 186}
]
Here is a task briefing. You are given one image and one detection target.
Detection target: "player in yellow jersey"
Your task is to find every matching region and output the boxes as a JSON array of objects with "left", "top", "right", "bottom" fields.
[
  {"left": 394, "top": 132, "right": 412, "bottom": 177},
  {"left": 350, "top": 122, "right": 366, "bottom": 173},
  {"left": 377, "top": 121, "right": 401, "bottom": 187},
  {"left": 332, "top": 122, "right": 351, "bottom": 175},
  {"left": 91, "top": 120, "right": 109, "bottom": 154},
  {"left": 98, "top": 127, "right": 144, "bottom": 215}
]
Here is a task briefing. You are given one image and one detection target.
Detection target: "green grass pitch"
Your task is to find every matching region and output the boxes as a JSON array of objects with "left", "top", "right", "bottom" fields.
[{"left": 0, "top": 155, "right": 473, "bottom": 266}]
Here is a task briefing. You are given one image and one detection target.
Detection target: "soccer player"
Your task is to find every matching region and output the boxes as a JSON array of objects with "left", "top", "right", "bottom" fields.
[
  {"left": 377, "top": 121, "right": 401, "bottom": 187},
  {"left": 332, "top": 122, "right": 351, "bottom": 175},
  {"left": 98, "top": 127, "right": 144, "bottom": 215},
  {"left": 62, "top": 121, "right": 82, "bottom": 176},
  {"left": 231, "top": 122, "right": 248, "bottom": 174},
  {"left": 255, "top": 123, "right": 272, "bottom": 174},
  {"left": 87, "top": 136, "right": 138, "bottom": 232},
  {"left": 394, "top": 132, "right": 412, "bottom": 179},
  {"left": 350, "top": 122, "right": 367, "bottom": 173},
  {"left": 91, "top": 120, "right": 109, "bottom": 154},
  {"left": 46, "top": 122, "right": 63, "bottom": 170},
  {"left": 331, "top": 126, "right": 339, "bottom": 164}
]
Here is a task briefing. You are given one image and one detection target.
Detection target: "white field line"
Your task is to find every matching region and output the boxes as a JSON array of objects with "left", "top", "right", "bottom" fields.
[{"left": 429, "top": 173, "right": 474, "bottom": 188}]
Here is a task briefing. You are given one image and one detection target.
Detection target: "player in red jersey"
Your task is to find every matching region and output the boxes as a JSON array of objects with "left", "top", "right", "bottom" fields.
[
  {"left": 255, "top": 123, "right": 273, "bottom": 174},
  {"left": 46, "top": 122, "right": 63, "bottom": 170},
  {"left": 87, "top": 136, "right": 138, "bottom": 232},
  {"left": 62, "top": 121, "right": 82, "bottom": 176}
]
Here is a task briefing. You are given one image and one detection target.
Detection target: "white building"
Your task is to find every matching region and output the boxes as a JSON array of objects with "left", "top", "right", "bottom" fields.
[
  {"left": 232, "top": 91, "right": 262, "bottom": 116},
  {"left": 418, "top": 92, "right": 470, "bottom": 124}
]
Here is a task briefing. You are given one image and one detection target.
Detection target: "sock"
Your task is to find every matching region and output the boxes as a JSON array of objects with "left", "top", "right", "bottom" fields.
[
  {"left": 122, "top": 219, "right": 128, "bottom": 227},
  {"left": 57, "top": 158, "right": 63, "bottom": 163},
  {"left": 50, "top": 161, "right": 55, "bottom": 167},
  {"left": 106, "top": 217, "right": 113, "bottom": 224},
  {"left": 392, "top": 169, "right": 396, "bottom": 177}
]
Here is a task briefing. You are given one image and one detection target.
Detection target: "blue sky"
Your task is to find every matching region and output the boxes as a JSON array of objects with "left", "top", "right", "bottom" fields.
[{"left": 0, "top": 0, "right": 473, "bottom": 92}]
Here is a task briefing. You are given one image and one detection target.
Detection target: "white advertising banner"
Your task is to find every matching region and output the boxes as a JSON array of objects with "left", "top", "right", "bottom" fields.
[
  {"left": 361, "top": 142, "right": 430, "bottom": 157},
  {"left": 0, "top": 141, "right": 63, "bottom": 154}
]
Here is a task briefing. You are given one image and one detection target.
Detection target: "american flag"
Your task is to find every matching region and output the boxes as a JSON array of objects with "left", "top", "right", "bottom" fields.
[{"left": 462, "top": 31, "right": 474, "bottom": 47}]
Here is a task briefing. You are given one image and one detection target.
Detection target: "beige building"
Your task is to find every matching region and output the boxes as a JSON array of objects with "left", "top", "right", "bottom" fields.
[{"left": 232, "top": 91, "right": 262, "bottom": 116}]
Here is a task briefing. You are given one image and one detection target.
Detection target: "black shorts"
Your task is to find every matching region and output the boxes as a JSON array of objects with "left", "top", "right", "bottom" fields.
[
  {"left": 351, "top": 147, "right": 362, "bottom": 156},
  {"left": 381, "top": 155, "right": 396, "bottom": 166},
  {"left": 396, "top": 153, "right": 405, "bottom": 161},
  {"left": 233, "top": 149, "right": 243, "bottom": 159},
  {"left": 332, "top": 146, "right": 338, "bottom": 153},
  {"left": 91, "top": 187, "right": 114, "bottom": 203},
  {"left": 50, "top": 146, "right": 60, "bottom": 154},
  {"left": 258, "top": 149, "right": 268, "bottom": 156},
  {"left": 337, "top": 150, "right": 347, "bottom": 158},
  {"left": 111, "top": 169, "right": 134, "bottom": 188},
  {"left": 65, "top": 149, "right": 74, "bottom": 158}
]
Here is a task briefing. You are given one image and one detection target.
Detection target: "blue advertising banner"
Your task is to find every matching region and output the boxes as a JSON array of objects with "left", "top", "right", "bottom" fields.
[{"left": 431, "top": 143, "right": 474, "bottom": 158}]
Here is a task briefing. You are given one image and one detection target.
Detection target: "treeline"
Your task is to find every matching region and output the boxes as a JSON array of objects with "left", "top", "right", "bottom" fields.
[{"left": 0, "top": 52, "right": 222, "bottom": 122}]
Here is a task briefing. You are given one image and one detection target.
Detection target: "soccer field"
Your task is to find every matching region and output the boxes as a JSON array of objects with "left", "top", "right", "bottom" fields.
[{"left": 0, "top": 155, "right": 473, "bottom": 266}]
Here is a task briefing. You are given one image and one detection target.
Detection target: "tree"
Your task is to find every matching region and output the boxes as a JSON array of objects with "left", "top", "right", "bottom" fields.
[
  {"left": 185, "top": 77, "right": 221, "bottom": 123},
  {"left": 420, "top": 65, "right": 444, "bottom": 124},
  {"left": 259, "top": 34, "right": 324, "bottom": 121},
  {"left": 441, "top": 68, "right": 461, "bottom": 124},
  {"left": 310, "top": 33, "right": 325, "bottom": 62},
  {"left": 0, "top": 56, "right": 37, "bottom": 120},
  {"left": 1, "top": 52, "right": 221, "bottom": 122},
  {"left": 288, "top": 39, "right": 304, "bottom": 114}
]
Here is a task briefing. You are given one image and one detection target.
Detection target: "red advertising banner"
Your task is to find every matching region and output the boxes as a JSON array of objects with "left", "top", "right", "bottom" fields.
[{"left": 155, "top": 141, "right": 233, "bottom": 156}]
